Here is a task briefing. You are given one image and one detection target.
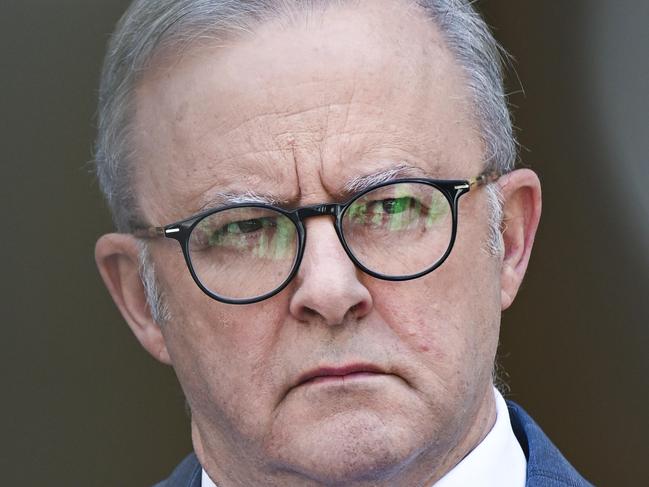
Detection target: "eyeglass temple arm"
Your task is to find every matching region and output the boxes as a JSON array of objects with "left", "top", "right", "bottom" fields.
[
  {"left": 132, "top": 226, "right": 167, "bottom": 239},
  {"left": 467, "top": 170, "right": 502, "bottom": 190}
]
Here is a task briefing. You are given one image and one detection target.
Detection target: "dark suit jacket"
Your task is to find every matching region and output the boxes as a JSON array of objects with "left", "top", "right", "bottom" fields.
[{"left": 154, "top": 401, "right": 593, "bottom": 486}]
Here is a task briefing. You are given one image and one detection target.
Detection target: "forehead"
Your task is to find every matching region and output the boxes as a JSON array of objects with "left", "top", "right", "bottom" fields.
[{"left": 133, "top": 0, "right": 482, "bottom": 222}]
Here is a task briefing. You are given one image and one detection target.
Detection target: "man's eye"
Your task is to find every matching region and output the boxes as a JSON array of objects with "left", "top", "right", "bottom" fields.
[
  {"left": 223, "top": 218, "right": 269, "bottom": 234},
  {"left": 364, "top": 197, "right": 417, "bottom": 215},
  {"left": 377, "top": 197, "right": 413, "bottom": 214},
  {"left": 193, "top": 218, "right": 270, "bottom": 249}
]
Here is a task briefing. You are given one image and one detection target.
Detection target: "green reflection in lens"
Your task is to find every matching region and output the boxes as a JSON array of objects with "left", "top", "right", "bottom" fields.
[
  {"left": 195, "top": 213, "right": 296, "bottom": 262},
  {"left": 424, "top": 194, "right": 447, "bottom": 228},
  {"left": 250, "top": 216, "right": 295, "bottom": 260},
  {"left": 347, "top": 201, "right": 367, "bottom": 224},
  {"left": 385, "top": 195, "right": 415, "bottom": 232},
  {"left": 345, "top": 184, "right": 449, "bottom": 235}
]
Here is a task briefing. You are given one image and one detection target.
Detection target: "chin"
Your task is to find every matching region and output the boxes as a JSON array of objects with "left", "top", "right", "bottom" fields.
[{"left": 266, "top": 409, "right": 426, "bottom": 484}]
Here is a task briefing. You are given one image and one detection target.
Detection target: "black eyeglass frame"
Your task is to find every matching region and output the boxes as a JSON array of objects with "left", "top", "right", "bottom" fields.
[{"left": 134, "top": 171, "right": 499, "bottom": 304}]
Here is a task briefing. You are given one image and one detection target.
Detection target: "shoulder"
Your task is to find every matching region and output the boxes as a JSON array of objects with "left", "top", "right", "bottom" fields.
[
  {"left": 152, "top": 453, "right": 202, "bottom": 487},
  {"left": 506, "top": 400, "right": 594, "bottom": 487}
]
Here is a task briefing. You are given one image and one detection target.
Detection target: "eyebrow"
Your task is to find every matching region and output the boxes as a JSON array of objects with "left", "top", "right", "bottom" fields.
[
  {"left": 195, "top": 190, "right": 282, "bottom": 213},
  {"left": 344, "top": 163, "right": 430, "bottom": 194}
]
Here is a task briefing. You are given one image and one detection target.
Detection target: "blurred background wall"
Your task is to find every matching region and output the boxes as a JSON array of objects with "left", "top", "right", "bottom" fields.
[{"left": 1, "top": 1, "right": 647, "bottom": 485}]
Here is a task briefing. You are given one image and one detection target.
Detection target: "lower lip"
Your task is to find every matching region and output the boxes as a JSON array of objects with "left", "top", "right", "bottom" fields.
[{"left": 304, "top": 372, "right": 384, "bottom": 385}]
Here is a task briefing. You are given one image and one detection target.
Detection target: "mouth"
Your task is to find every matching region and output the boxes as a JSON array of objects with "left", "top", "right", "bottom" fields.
[{"left": 296, "top": 363, "right": 388, "bottom": 387}]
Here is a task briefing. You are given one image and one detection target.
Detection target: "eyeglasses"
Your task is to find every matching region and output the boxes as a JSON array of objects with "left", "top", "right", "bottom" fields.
[{"left": 133, "top": 171, "right": 499, "bottom": 304}]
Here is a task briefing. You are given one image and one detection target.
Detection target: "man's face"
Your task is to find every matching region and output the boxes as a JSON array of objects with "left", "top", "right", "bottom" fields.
[{"left": 134, "top": 0, "right": 503, "bottom": 483}]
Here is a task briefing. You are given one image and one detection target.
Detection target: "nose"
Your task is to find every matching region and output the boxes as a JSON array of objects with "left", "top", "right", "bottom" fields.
[{"left": 289, "top": 217, "right": 373, "bottom": 325}]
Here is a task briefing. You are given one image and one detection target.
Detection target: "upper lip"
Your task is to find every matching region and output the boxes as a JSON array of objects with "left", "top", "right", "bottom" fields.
[{"left": 296, "top": 363, "right": 387, "bottom": 386}]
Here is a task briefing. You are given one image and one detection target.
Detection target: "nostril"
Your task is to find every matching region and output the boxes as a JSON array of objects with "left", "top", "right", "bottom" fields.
[
  {"left": 300, "top": 306, "right": 319, "bottom": 321},
  {"left": 349, "top": 302, "right": 364, "bottom": 317},
  {"left": 293, "top": 296, "right": 372, "bottom": 326}
]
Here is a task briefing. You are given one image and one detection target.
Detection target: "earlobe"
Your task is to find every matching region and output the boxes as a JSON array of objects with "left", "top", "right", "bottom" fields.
[
  {"left": 498, "top": 169, "right": 542, "bottom": 311},
  {"left": 95, "top": 234, "right": 172, "bottom": 365}
]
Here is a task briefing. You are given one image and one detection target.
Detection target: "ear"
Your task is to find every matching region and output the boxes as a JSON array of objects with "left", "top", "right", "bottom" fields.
[
  {"left": 95, "top": 234, "right": 172, "bottom": 365},
  {"left": 498, "top": 169, "right": 542, "bottom": 310}
]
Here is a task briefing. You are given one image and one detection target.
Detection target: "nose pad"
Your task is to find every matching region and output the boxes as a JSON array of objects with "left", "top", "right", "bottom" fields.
[{"left": 289, "top": 217, "right": 372, "bottom": 325}]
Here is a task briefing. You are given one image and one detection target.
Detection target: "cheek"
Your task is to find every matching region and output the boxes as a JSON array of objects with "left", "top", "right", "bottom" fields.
[
  {"left": 161, "top": 282, "right": 291, "bottom": 436},
  {"left": 373, "top": 282, "right": 458, "bottom": 369},
  {"left": 367, "top": 262, "right": 500, "bottom": 384}
]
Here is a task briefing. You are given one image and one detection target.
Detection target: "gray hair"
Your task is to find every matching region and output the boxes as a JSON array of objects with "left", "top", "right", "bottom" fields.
[
  {"left": 95, "top": 0, "right": 514, "bottom": 320},
  {"left": 138, "top": 240, "right": 172, "bottom": 323}
]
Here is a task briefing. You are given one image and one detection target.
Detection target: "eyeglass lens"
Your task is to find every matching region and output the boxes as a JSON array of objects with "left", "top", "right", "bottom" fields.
[
  {"left": 188, "top": 206, "right": 299, "bottom": 300},
  {"left": 341, "top": 182, "right": 452, "bottom": 276},
  {"left": 186, "top": 182, "right": 452, "bottom": 301}
]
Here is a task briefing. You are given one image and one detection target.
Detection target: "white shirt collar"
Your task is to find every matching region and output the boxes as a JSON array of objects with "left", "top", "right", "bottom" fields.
[
  {"left": 201, "top": 388, "right": 526, "bottom": 487},
  {"left": 201, "top": 467, "right": 216, "bottom": 487},
  {"left": 433, "top": 388, "right": 527, "bottom": 487}
]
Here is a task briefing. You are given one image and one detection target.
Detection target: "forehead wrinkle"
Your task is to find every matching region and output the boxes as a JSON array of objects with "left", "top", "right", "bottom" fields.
[
  {"left": 325, "top": 128, "right": 440, "bottom": 162},
  {"left": 208, "top": 102, "right": 333, "bottom": 145},
  {"left": 177, "top": 152, "right": 300, "bottom": 215}
]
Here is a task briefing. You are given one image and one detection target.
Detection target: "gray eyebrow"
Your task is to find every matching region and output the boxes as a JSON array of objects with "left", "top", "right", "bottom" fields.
[
  {"left": 343, "top": 163, "right": 429, "bottom": 194},
  {"left": 196, "top": 190, "right": 281, "bottom": 212}
]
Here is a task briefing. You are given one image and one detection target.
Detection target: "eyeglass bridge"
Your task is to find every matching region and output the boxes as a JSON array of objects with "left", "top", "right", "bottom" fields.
[{"left": 296, "top": 204, "right": 341, "bottom": 218}]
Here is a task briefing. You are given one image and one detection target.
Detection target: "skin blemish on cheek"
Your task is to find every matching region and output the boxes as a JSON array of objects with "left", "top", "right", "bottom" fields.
[
  {"left": 416, "top": 333, "right": 434, "bottom": 354},
  {"left": 404, "top": 328, "right": 432, "bottom": 353}
]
